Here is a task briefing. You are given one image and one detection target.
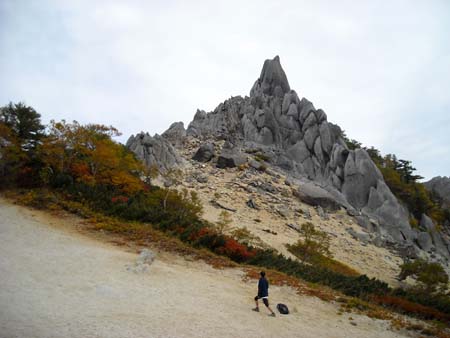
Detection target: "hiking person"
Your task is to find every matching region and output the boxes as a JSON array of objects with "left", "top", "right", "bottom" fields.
[{"left": 252, "top": 271, "right": 276, "bottom": 317}]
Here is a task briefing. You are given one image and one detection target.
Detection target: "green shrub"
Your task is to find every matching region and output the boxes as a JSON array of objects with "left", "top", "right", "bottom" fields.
[
  {"left": 286, "top": 222, "right": 331, "bottom": 261},
  {"left": 399, "top": 259, "right": 449, "bottom": 293}
]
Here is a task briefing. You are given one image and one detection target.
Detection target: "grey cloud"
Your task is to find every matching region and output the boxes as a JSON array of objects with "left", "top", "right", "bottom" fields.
[{"left": 1, "top": 0, "right": 449, "bottom": 179}]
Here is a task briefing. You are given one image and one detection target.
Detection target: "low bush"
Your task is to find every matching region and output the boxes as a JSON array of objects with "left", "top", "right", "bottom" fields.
[
  {"left": 399, "top": 259, "right": 448, "bottom": 293},
  {"left": 393, "top": 288, "right": 450, "bottom": 316},
  {"left": 247, "top": 249, "right": 389, "bottom": 298},
  {"left": 373, "top": 295, "right": 450, "bottom": 322}
]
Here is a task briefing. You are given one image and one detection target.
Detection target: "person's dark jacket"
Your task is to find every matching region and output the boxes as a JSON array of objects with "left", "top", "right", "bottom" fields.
[{"left": 258, "top": 277, "right": 269, "bottom": 298}]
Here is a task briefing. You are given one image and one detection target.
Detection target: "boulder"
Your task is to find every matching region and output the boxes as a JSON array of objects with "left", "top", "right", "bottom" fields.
[
  {"left": 302, "top": 112, "right": 317, "bottom": 131},
  {"left": 192, "top": 143, "right": 215, "bottom": 162},
  {"left": 346, "top": 228, "right": 370, "bottom": 243},
  {"left": 424, "top": 176, "right": 450, "bottom": 206},
  {"left": 246, "top": 198, "right": 259, "bottom": 210},
  {"left": 298, "top": 98, "right": 315, "bottom": 123},
  {"left": 217, "top": 148, "right": 247, "bottom": 168},
  {"left": 249, "top": 159, "right": 263, "bottom": 171},
  {"left": 293, "top": 180, "right": 342, "bottom": 211},
  {"left": 316, "top": 206, "right": 329, "bottom": 220},
  {"left": 263, "top": 182, "right": 279, "bottom": 194},
  {"left": 355, "top": 215, "right": 377, "bottom": 233},
  {"left": 276, "top": 206, "right": 291, "bottom": 219},
  {"left": 192, "top": 172, "right": 208, "bottom": 183},
  {"left": 287, "top": 140, "right": 311, "bottom": 163},
  {"left": 126, "top": 249, "right": 156, "bottom": 274}
]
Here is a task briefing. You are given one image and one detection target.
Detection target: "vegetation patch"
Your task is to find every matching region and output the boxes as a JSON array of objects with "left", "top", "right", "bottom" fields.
[{"left": 285, "top": 222, "right": 359, "bottom": 276}]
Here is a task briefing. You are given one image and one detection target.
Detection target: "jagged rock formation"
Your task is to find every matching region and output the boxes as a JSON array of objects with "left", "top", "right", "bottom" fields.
[
  {"left": 425, "top": 176, "right": 450, "bottom": 207},
  {"left": 162, "top": 122, "right": 187, "bottom": 148},
  {"left": 128, "top": 56, "right": 450, "bottom": 264},
  {"left": 126, "top": 132, "right": 184, "bottom": 173},
  {"left": 419, "top": 214, "right": 450, "bottom": 259},
  {"left": 184, "top": 56, "right": 450, "bottom": 262}
]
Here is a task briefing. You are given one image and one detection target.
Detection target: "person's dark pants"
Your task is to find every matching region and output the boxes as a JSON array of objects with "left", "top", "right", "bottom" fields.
[{"left": 254, "top": 296, "right": 269, "bottom": 307}]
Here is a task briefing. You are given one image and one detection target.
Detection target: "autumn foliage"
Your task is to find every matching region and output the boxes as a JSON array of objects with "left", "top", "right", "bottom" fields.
[
  {"left": 373, "top": 295, "right": 450, "bottom": 322},
  {"left": 216, "top": 238, "right": 256, "bottom": 262},
  {"left": 38, "top": 120, "right": 144, "bottom": 194}
]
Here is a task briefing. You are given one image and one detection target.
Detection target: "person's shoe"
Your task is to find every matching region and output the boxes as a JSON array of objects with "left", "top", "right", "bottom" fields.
[
  {"left": 269, "top": 313, "right": 276, "bottom": 317},
  {"left": 252, "top": 307, "right": 260, "bottom": 312}
]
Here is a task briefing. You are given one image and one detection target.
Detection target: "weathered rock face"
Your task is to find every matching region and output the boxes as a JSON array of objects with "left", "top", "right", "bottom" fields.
[
  {"left": 417, "top": 232, "right": 433, "bottom": 252},
  {"left": 250, "top": 55, "right": 290, "bottom": 97},
  {"left": 192, "top": 143, "right": 215, "bottom": 163},
  {"left": 363, "top": 180, "right": 415, "bottom": 242},
  {"left": 184, "top": 56, "right": 450, "bottom": 262},
  {"left": 420, "top": 214, "right": 450, "bottom": 259},
  {"left": 425, "top": 176, "right": 450, "bottom": 207},
  {"left": 162, "top": 122, "right": 186, "bottom": 147},
  {"left": 126, "top": 132, "right": 184, "bottom": 173}
]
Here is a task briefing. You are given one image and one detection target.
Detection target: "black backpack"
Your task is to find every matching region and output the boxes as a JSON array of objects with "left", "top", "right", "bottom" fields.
[{"left": 277, "top": 303, "right": 289, "bottom": 315}]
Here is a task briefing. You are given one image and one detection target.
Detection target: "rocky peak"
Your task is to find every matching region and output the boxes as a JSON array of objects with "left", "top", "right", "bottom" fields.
[
  {"left": 250, "top": 56, "right": 291, "bottom": 97},
  {"left": 129, "top": 56, "right": 450, "bottom": 264}
]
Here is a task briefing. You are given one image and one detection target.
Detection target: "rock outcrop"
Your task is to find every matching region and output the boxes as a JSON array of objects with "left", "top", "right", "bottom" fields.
[
  {"left": 425, "top": 176, "right": 450, "bottom": 207},
  {"left": 216, "top": 145, "right": 247, "bottom": 169},
  {"left": 162, "top": 122, "right": 187, "bottom": 148},
  {"left": 192, "top": 143, "right": 215, "bottom": 163},
  {"left": 127, "top": 56, "right": 450, "bottom": 263},
  {"left": 183, "top": 56, "right": 450, "bottom": 262},
  {"left": 126, "top": 132, "right": 184, "bottom": 173}
]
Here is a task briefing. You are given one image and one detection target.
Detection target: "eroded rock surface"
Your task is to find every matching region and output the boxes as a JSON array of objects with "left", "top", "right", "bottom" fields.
[
  {"left": 425, "top": 176, "right": 450, "bottom": 207},
  {"left": 126, "top": 132, "right": 184, "bottom": 173}
]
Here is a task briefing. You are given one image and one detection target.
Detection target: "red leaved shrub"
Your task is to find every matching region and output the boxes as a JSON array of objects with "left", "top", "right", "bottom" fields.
[
  {"left": 111, "top": 195, "right": 129, "bottom": 204},
  {"left": 373, "top": 295, "right": 450, "bottom": 322},
  {"left": 216, "top": 238, "right": 256, "bottom": 263}
]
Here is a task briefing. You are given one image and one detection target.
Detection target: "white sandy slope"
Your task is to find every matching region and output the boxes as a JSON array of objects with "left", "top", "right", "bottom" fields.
[{"left": 0, "top": 198, "right": 412, "bottom": 338}]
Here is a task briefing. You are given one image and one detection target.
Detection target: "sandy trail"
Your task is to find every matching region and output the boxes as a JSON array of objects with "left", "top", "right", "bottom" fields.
[{"left": 0, "top": 198, "right": 409, "bottom": 338}]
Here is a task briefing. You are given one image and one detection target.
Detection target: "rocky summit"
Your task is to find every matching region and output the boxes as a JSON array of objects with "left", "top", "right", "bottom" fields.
[{"left": 127, "top": 56, "right": 450, "bottom": 266}]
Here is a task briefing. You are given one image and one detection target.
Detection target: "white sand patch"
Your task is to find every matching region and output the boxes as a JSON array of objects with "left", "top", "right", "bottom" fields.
[{"left": 0, "top": 198, "right": 409, "bottom": 338}]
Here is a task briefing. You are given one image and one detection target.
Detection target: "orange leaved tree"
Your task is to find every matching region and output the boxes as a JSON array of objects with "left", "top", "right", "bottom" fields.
[{"left": 38, "top": 120, "right": 144, "bottom": 194}]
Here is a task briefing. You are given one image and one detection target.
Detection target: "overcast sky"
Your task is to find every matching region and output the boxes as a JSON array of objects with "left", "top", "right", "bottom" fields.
[{"left": 1, "top": 0, "right": 449, "bottom": 180}]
